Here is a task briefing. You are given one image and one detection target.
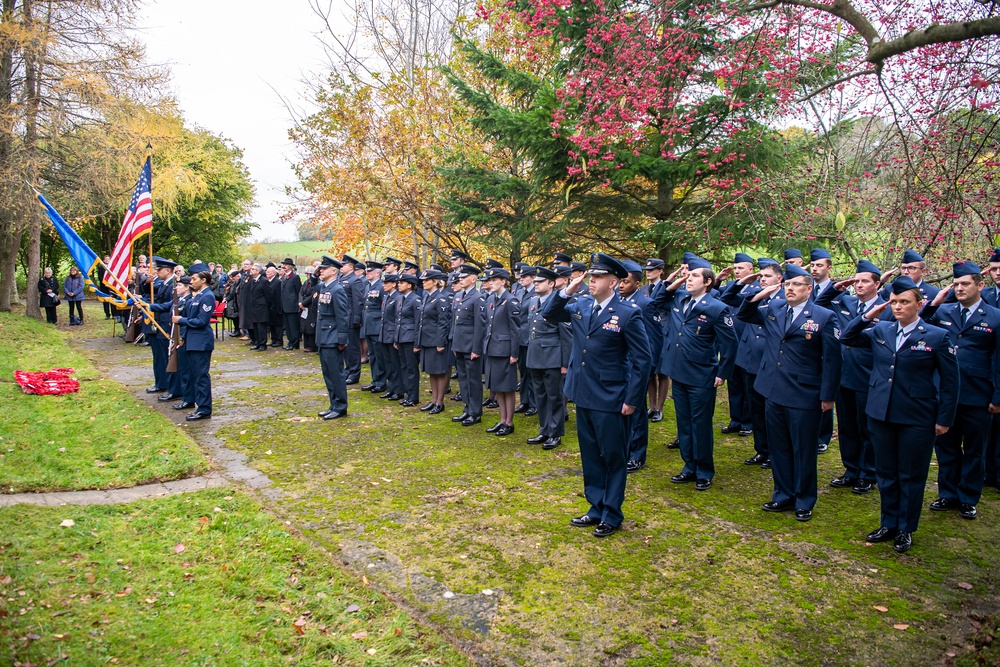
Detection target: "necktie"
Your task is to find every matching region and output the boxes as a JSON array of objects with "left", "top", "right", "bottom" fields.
[
  {"left": 784, "top": 306, "right": 794, "bottom": 333},
  {"left": 858, "top": 302, "right": 866, "bottom": 317},
  {"left": 683, "top": 298, "right": 693, "bottom": 316},
  {"left": 592, "top": 302, "right": 601, "bottom": 319},
  {"left": 961, "top": 307, "right": 970, "bottom": 327},
  {"left": 896, "top": 326, "right": 910, "bottom": 351}
]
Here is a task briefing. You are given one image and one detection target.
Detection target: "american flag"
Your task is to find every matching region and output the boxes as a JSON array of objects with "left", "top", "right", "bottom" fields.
[{"left": 105, "top": 157, "right": 153, "bottom": 297}]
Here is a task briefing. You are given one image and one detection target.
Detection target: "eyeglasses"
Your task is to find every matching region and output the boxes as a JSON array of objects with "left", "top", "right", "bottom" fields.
[
  {"left": 899, "top": 264, "right": 923, "bottom": 272},
  {"left": 785, "top": 280, "right": 812, "bottom": 288}
]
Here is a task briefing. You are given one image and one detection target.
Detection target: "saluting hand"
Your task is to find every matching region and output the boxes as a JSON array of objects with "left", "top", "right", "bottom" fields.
[
  {"left": 879, "top": 267, "right": 899, "bottom": 285},
  {"left": 566, "top": 273, "right": 587, "bottom": 295},
  {"left": 863, "top": 301, "right": 889, "bottom": 321},
  {"left": 833, "top": 278, "right": 857, "bottom": 292},
  {"left": 749, "top": 283, "right": 781, "bottom": 302},
  {"left": 930, "top": 284, "right": 952, "bottom": 306},
  {"left": 737, "top": 272, "right": 760, "bottom": 286},
  {"left": 666, "top": 265, "right": 686, "bottom": 283},
  {"left": 717, "top": 266, "right": 734, "bottom": 281}
]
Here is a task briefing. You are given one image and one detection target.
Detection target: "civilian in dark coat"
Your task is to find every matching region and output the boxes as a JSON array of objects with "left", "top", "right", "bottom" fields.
[
  {"left": 63, "top": 267, "right": 86, "bottom": 324},
  {"left": 38, "top": 268, "right": 59, "bottom": 324},
  {"left": 246, "top": 265, "right": 271, "bottom": 350},
  {"left": 415, "top": 271, "right": 453, "bottom": 413},
  {"left": 236, "top": 259, "right": 253, "bottom": 336},
  {"left": 280, "top": 260, "right": 302, "bottom": 349},
  {"left": 482, "top": 268, "right": 521, "bottom": 436},
  {"left": 300, "top": 268, "right": 319, "bottom": 351},
  {"left": 265, "top": 266, "right": 284, "bottom": 346}
]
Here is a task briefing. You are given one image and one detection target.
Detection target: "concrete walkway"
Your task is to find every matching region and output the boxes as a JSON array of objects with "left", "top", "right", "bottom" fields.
[{"left": 0, "top": 471, "right": 230, "bottom": 507}]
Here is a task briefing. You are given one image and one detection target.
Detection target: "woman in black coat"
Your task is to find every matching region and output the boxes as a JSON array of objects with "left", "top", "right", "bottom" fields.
[
  {"left": 299, "top": 268, "right": 320, "bottom": 352},
  {"left": 38, "top": 267, "right": 59, "bottom": 324}
]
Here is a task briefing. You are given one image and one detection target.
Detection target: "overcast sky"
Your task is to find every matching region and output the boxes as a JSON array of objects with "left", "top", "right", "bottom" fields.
[{"left": 139, "top": 0, "right": 341, "bottom": 242}]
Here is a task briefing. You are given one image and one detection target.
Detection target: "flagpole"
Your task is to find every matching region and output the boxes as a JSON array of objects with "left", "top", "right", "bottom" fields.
[
  {"left": 96, "top": 256, "right": 170, "bottom": 340},
  {"left": 146, "top": 142, "right": 154, "bottom": 305}
]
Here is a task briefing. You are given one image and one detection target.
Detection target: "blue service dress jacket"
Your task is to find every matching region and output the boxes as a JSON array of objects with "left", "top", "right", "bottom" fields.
[
  {"left": 177, "top": 289, "right": 216, "bottom": 352},
  {"left": 380, "top": 290, "right": 402, "bottom": 344},
  {"left": 736, "top": 297, "right": 842, "bottom": 409},
  {"left": 840, "top": 315, "right": 960, "bottom": 426},
  {"left": 814, "top": 285, "right": 888, "bottom": 393},
  {"left": 657, "top": 287, "right": 738, "bottom": 386},
  {"left": 143, "top": 277, "right": 175, "bottom": 336},
  {"left": 360, "top": 279, "right": 384, "bottom": 339},
  {"left": 719, "top": 281, "right": 779, "bottom": 374},
  {"left": 450, "top": 288, "right": 484, "bottom": 355},
  {"left": 920, "top": 301, "right": 1000, "bottom": 407},
  {"left": 315, "top": 280, "right": 350, "bottom": 348},
  {"left": 523, "top": 294, "right": 572, "bottom": 370},
  {"left": 542, "top": 291, "right": 651, "bottom": 411}
]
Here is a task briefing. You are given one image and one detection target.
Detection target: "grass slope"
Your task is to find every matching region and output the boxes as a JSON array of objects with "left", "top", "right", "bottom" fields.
[
  {"left": 0, "top": 311, "right": 208, "bottom": 492},
  {"left": 0, "top": 489, "right": 472, "bottom": 666}
]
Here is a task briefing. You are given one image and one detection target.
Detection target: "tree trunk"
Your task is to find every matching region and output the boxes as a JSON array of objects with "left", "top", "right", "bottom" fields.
[
  {"left": 22, "top": 0, "right": 41, "bottom": 320},
  {"left": 0, "top": 0, "right": 17, "bottom": 310},
  {"left": 0, "top": 227, "right": 23, "bottom": 310}
]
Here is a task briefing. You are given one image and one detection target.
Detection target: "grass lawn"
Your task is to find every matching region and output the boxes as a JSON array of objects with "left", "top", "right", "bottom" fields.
[
  {"left": 0, "top": 489, "right": 472, "bottom": 667},
  {"left": 0, "top": 310, "right": 208, "bottom": 492}
]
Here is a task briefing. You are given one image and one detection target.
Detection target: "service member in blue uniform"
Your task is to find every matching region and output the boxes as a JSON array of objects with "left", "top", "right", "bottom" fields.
[
  {"left": 450, "top": 264, "right": 485, "bottom": 426},
  {"left": 808, "top": 248, "right": 835, "bottom": 454},
  {"left": 172, "top": 263, "right": 216, "bottom": 421},
  {"left": 618, "top": 260, "right": 663, "bottom": 471},
  {"left": 482, "top": 267, "right": 521, "bottom": 436},
  {"left": 841, "top": 276, "right": 959, "bottom": 552},
  {"left": 161, "top": 277, "right": 192, "bottom": 406},
  {"left": 719, "top": 258, "right": 784, "bottom": 468},
  {"left": 569, "top": 261, "right": 591, "bottom": 297},
  {"left": 514, "top": 265, "right": 537, "bottom": 416},
  {"left": 983, "top": 249, "right": 1000, "bottom": 491},
  {"left": 657, "top": 256, "right": 737, "bottom": 488},
  {"left": 379, "top": 274, "right": 404, "bottom": 400},
  {"left": 783, "top": 248, "right": 804, "bottom": 267},
  {"left": 394, "top": 273, "right": 421, "bottom": 406},
  {"left": 523, "top": 266, "right": 572, "bottom": 449},
  {"left": 315, "top": 256, "right": 351, "bottom": 420},
  {"left": 415, "top": 269, "right": 453, "bottom": 414},
  {"left": 543, "top": 253, "right": 651, "bottom": 537},
  {"left": 737, "top": 264, "right": 841, "bottom": 521},
  {"left": 714, "top": 253, "right": 755, "bottom": 436},
  {"left": 360, "top": 261, "right": 386, "bottom": 393},
  {"left": 814, "top": 260, "right": 886, "bottom": 494},
  {"left": 339, "top": 255, "right": 366, "bottom": 384},
  {"left": 921, "top": 262, "right": 1000, "bottom": 520},
  {"left": 878, "top": 249, "right": 941, "bottom": 303},
  {"left": 143, "top": 256, "right": 177, "bottom": 394}
]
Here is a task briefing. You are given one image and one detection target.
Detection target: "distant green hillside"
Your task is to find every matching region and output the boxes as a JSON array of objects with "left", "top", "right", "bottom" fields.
[{"left": 237, "top": 240, "right": 333, "bottom": 266}]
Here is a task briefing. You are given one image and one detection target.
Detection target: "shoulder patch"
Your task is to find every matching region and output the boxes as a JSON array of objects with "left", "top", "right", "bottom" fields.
[
  {"left": 834, "top": 327, "right": 841, "bottom": 339},
  {"left": 724, "top": 315, "right": 733, "bottom": 327}
]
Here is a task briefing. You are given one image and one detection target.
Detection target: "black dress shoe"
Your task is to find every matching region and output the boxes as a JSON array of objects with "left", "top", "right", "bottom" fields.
[
  {"left": 695, "top": 479, "right": 712, "bottom": 491},
  {"left": 542, "top": 437, "right": 561, "bottom": 450},
  {"left": 892, "top": 532, "right": 912, "bottom": 553},
  {"left": 158, "top": 393, "right": 182, "bottom": 402},
  {"left": 866, "top": 526, "right": 898, "bottom": 543},
  {"left": 461, "top": 415, "right": 481, "bottom": 426},
  {"left": 323, "top": 410, "right": 347, "bottom": 420},
  {"left": 527, "top": 434, "right": 547, "bottom": 445},
  {"left": 760, "top": 459, "right": 772, "bottom": 469},
  {"left": 930, "top": 497, "right": 959, "bottom": 511},
  {"left": 282, "top": 345, "right": 293, "bottom": 350},
  {"left": 524, "top": 407, "right": 538, "bottom": 416},
  {"left": 387, "top": 394, "right": 402, "bottom": 401},
  {"left": 817, "top": 442, "right": 829, "bottom": 454},
  {"left": 428, "top": 404, "right": 444, "bottom": 415},
  {"left": 318, "top": 410, "right": 332, "bottom": 417},
  {"left": 830, "top": 475, "right": 858, "bottom": 488},
  {"left": 593, "top": 522, "right": 617, "bottom": 537},
  {"left": 959, "top": 503, "right": 978, "bottom": 519},
  {"left": 495, "top": 424, "right": 514, "bottom": 436},
  {"left": 399, "top": 400, "right": 414, "bottom": 407},
  {"left": 486, "top": 421, "right": 502, "bottom": 433},
  {"left": 794, "top": 509, "right": 812, "bottom": 521},
  {"left": 419, "top": 402, "right": 435, "bottom": 412},
  {"left": 345, "top": 376, "right": 360, "bottom": 385},
  {"left": 172, "top": 402, "right": 195, "bottom": 410},
  {"left": 666, "top": 438, "right": 680, "bottom": 449},
  {"left": 762, "top": 501, "right": 793, "bottom": 512},
  {"left": 514, "top": 403, "right": 527, "bottom": 414},
  {"left": 721, "top": 425, "right": 740, "bottom": 434},
  {"left": 380, "top": 391, "right": 393, "bottom": 399},
  {"left": 626, "top": 460, "right": 645, "bottom": 473},
  {"left": 370, "top": 385, "right": 386, "bottom": 393},
  {"left": 453, "top": 412, "right": 470, "bottom": 423},
  {"left": 361, "top": 383, "right": 376, "bottom": 391},
  {"left": 744, "top": 453, "right": 768, "bottom": 466},
  {"left": 450, "top": 372, "right": 458, "bottom": 379},
  {"left": 738, "top": 428, "right": 753, "bottom": 437},
  {"left": 186, "top": 412, "right": 211, "bottom": 421},
  {"left": 650, "top": 411, "right": 663, "bottom": 423},
  {"left": 254, "top": 345, "right": 268, "bottom": 351},
  {"left": 484, "top": 399, "right": 499, "bottom": 409},
  {"left": 145, "top": 386, "right": 166, "bottom": 394},
  {"left": 671, "top": 472, "right": 695, "bottom": 483},
  {"left": 269, "top": 342, "right": 282, "bottom": 347},
  {"left": 570, "top": 514, "right": 600, "bottom": 527},
  {"left": 851, "top": 480, "right": 874, "bottom": 494},
  {"left": 449, "top": 394, "right": 463, "bottom": 401}
]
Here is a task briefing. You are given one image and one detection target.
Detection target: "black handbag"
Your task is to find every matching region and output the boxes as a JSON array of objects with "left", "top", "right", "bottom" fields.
[{"left": 51, "top": 295, "right": 60, "bottom": 306}]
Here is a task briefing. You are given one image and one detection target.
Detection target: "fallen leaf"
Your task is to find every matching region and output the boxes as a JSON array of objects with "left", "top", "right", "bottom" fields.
[
  {"left": 1, "top": 575, "right": 12, "bottom": 585},
  {"left": 346, "top": 604, "right": 360, "bottom": 613},
  {"left": 873, "top": 605, "right": 889, "bottom": 613},
  {"left": 361, "top": 576, "right": 370, "bottom": 586},
  {"left": 26, "top": 633, "right": 40, "bottom": 640},
  {"left": 60, "top": 519, "right": 75, "bottom": 528},
  {"left": 367, "top": 648, "right": 377, "bottom": 655},
  {"left": 957, "top": 582, "right": 973, "bottom": 590},
  {"left": 264, "top": 450, "right": 272, "bottom": 455},
  {"left": 145, "top": 597, "right": 157, "bottom": 604},
  {"left": 394, "top": 627, "right": 402, "bottom": 636},
  {"left": 114, "top": 586, "right": 132, "bottom": 597},
  {"left": 174, "top": 543, "right": 186, "bottom": 554},
  {"left": 293, "top": 617, "right": 307, "bottom": 635},
  {"left": 380, "top": 477, "right": 392, "bottom": 482},
  {"left": 893, "top": 623, "right": 909, "bottom": 630},
  {"left": 351, "top": 630, "right": 369, "bottom": 640}
]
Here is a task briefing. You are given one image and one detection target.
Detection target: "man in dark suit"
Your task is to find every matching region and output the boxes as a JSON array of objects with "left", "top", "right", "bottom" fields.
[
  {"left": 236, "top": 259, "right": 252, "bottom": 338},
  {"left": 450, "top": 265, "right": 485, "bottom": 426},
  {"left": 619, "top": 260, "right": 664, "bottom": 471},
  {"left": 921, "top": 261, "right": 1000, "bottom": 520},
  {"left": 247, "top": 264, "right": 271, "bottom": 351},
  {"left": 265, "top": 265, "right": 283, "bottom": 347},
  {"left": 737, "top": 264, "right": 841, "bottom": 522},
  {"left": 814, "top": 260, "right": 886, "bottom": 495},
  {"left": 841, "top": 276, "right": 960, "bottom": 552},
  {"left": 314, "top": 256, "right": 351, "bottom": 420},
  {"left": 280, "top": 258, "right": 302, "bottom": 350},
  {"left": 360, "top": 261, "right": 386, "bottom": 392},
  {"left": 523, "top": 267, "right": 571, "bottom": 449},
  {"left": 656, "top": 255, "right": 737, "bottom": 488},
  {"left": 339, "top": 254, "right": 365, "bottom": 384},
  {"left": 543, "top": 253, "right": 651, "bottom": 537}
]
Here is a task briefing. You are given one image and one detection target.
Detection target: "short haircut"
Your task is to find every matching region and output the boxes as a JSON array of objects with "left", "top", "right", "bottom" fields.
[
  {"left": 628, "top": 270, "right": 643, "bottom": 281},
  {"left": 761, "top": 264, "right": 783, "bottom": 279},
  {"left": 692, "top": 267, "right": 715, "bottom": 285},
  {"left": 252, "top": 263, "right": 263, "bottom": 272}
]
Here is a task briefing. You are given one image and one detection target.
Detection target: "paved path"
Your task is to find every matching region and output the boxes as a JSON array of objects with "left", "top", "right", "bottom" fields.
[{"left": 0, "top": 471, "right": 229, "bottom": 507}]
